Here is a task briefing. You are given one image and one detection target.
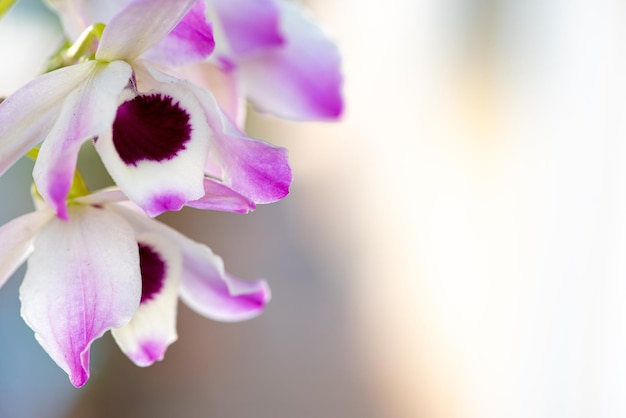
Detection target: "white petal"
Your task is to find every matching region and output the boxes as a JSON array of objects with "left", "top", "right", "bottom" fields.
[
  {"left": 0, "top": 62, "right": 97, "bottom": 177},
  {"left": 96, "top": 0, "right": 197, "bottom": 62},
  {"left": 20, "top": 205, "right": 141, "bottom": 387},
  {"left": 111, "top": 204, "right": 270, "bottom": 322},
  {"left": 112, "top": 232, "right": 182, "bottom": 367},
  {"left": 32, "top": 60, "right": 132, "bottom": 220},
  {"left": 0, "top": 210, "right": 54, "bottom": 289}
]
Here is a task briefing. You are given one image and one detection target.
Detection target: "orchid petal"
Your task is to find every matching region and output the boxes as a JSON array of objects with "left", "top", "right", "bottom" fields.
[
  {"left": 240, "top": 0, "right": 344, "bottom": 120},
  {"left": 174, "top": 62, "right": 245, "bottom": 127},
  {"left": 187, "top": 83, "right": 292, "bottom": 204},
  {"left": 125, "top": 63, "right": 291, "bottom": 204},
  {"left": 33, "top": 60, "right": 132, "bottom": 220},
  {"left": 211, "top": 0, "right": 283, "bottom": 57},
  {"left": 186, "top": 178, "right": 256, "bottom": 213},
  {"left": 94, "top": 83, "right": 209, "bottom": 217},
  {"left": 20, "top": 205, "right": 141, "bottom": 387},
  {"left": 208, "top": 124, "right": 291, "bottom": 204},
  {"left": 74, "top": 187, "right": 128, "bottom": 206},
  {"left": 0, "top": 63, "right": 99, "bottom": 178},
  {"left": 96, "top": 0, "right": 197, "bottom": 62},
  {"left": 179, "top": 249, "right": 271, "bottom": 322},
  {"left": 44, "top": 0, "right": 132, "bottom": 40},
  {"left": 142, "top": 0, "right": 215, "bottom": 68},
  {"left": 0, "top": 210, "right": 53, "bottom": 289},
  {"left": 112, "top": 233, "right": 182, "bottom": 367},
  {"left": 112, "top": 204, "right": 271, "bottom": 322}
]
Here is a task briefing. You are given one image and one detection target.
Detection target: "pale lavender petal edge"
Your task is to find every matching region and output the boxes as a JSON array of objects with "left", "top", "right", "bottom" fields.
[
  {"left": 240, "top": 0, "right": 344, "bottom": 121},
  {"left": 186, "top": 178, "right": 256, "bottom": 213},
  {"left": 211, "top": 0, "right": 283, "bottom": 58},
  {"left": 143, "top": 0, "right": 215, "bottom": 67}
]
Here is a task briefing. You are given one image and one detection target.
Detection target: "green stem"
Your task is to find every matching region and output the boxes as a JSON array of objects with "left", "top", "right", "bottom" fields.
[
  {"left": 47, "top": 23, "right": 106, "bottom": 72},
  {"left": 0, "top": 0, "right": 17, "bottom": 19},
  {"left": 66, "top": 23, "right": 106, "bottom": 61}
]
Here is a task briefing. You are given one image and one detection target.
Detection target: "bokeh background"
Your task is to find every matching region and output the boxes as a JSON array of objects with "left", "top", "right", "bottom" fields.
[{"left": 3, "top": 0, "right": 626, "bottom": 417}]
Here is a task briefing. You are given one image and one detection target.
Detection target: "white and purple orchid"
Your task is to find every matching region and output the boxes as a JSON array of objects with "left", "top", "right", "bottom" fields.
[
  {"left": 0, "top": 0, "right": 291, "bottom": 220},
  {"left": 45, "top": 0, "right": 344, "bottom": 125},
  {"left": 0, "top": 186, "right": 269, "bottom": 387},
  {"left": 0, "top": 0, "right": 344, "bottom": 388}
]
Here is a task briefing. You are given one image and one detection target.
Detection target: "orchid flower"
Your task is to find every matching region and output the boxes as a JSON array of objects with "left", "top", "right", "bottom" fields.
[
  {"left": 0, "top": 185, "right": 270, "bottom": 387},
  {"left": 45, "top": 0, "right": 343, "bottom": 125},
  {"left": 0, "top": 0, "right": 291, "bottom": 220}
]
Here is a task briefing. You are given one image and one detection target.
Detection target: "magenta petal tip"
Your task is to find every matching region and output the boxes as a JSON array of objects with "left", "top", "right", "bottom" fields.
[
  {"left": 68, "top": 350, "right": 91, "bottom": 387},
  {"left": 129, "top": 340, "right": 167, "bottom": 367},
  {"left": 144, "top": 193, "right": 187, "bottom": 217}
]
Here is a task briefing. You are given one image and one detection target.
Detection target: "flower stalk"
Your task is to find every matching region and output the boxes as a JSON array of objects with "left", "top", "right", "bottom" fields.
[
  {"left": 47, "top": 23, "right": 105, "bottom": 72},
  {"left": 0, "top": 0, "right": 16, "bottom": 19}
]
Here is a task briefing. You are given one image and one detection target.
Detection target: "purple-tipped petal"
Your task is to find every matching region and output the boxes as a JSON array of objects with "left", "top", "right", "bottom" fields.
[
  {"left": 0, "top": 63, "right": 99, "bottom": 178},
  {"left": 240, "top": 0, "right": 344, "bottom": 120},
  {"left": 179, "top": 251, "right": 271, "bottom": 322},
  {"left": 112, "top": 204, "right": 271, "bottom": 322},
  {"left": 33, "top": 60, "right": 132, "bottom": 220},
  {"left": 143, "top": 0, "right": 215, "bottom": 67},
  {"left": 112, "top": 233, "right": 181, "bottom": 367},
  {"left": 187, "top": 83, "right": 292, "bottom": 204},
  {"left": 210, "top": 0, "right": 283, "bottom": 57},
  {"left": 187, "top": 178, "right": 256, "bottom": 213},
  {"left": 0, "top": 210, "right": 54, "bottom": 289},
  {"left": 211, "top": 127, "right": 291, "bottom": 204},
  {"left": 96, "top": 0, "right": 197, "bottom": 62},
  {"left": 95, "top": 83, "right": 210, "bottom": 217},
  {"left": 20, "top": 206, "right": 141, "bottom": 387}
]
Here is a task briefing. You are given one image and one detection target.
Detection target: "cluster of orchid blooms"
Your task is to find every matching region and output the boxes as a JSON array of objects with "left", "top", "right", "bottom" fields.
[{"left": 0, "top": 0, "right": 342, "bottom": 387}]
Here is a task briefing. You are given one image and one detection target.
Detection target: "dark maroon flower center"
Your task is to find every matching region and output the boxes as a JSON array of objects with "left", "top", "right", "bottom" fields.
[
  {"left": 138, "top": 243, "right": 166, "bottom": 303},
  {"left": 112, "top": 93, "right": 192, "bottom": 166}
]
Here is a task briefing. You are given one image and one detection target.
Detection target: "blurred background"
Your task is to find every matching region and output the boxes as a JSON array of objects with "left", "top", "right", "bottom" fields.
[{"left": 3, "top": 0, "right": 626, "bottom": 417}]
